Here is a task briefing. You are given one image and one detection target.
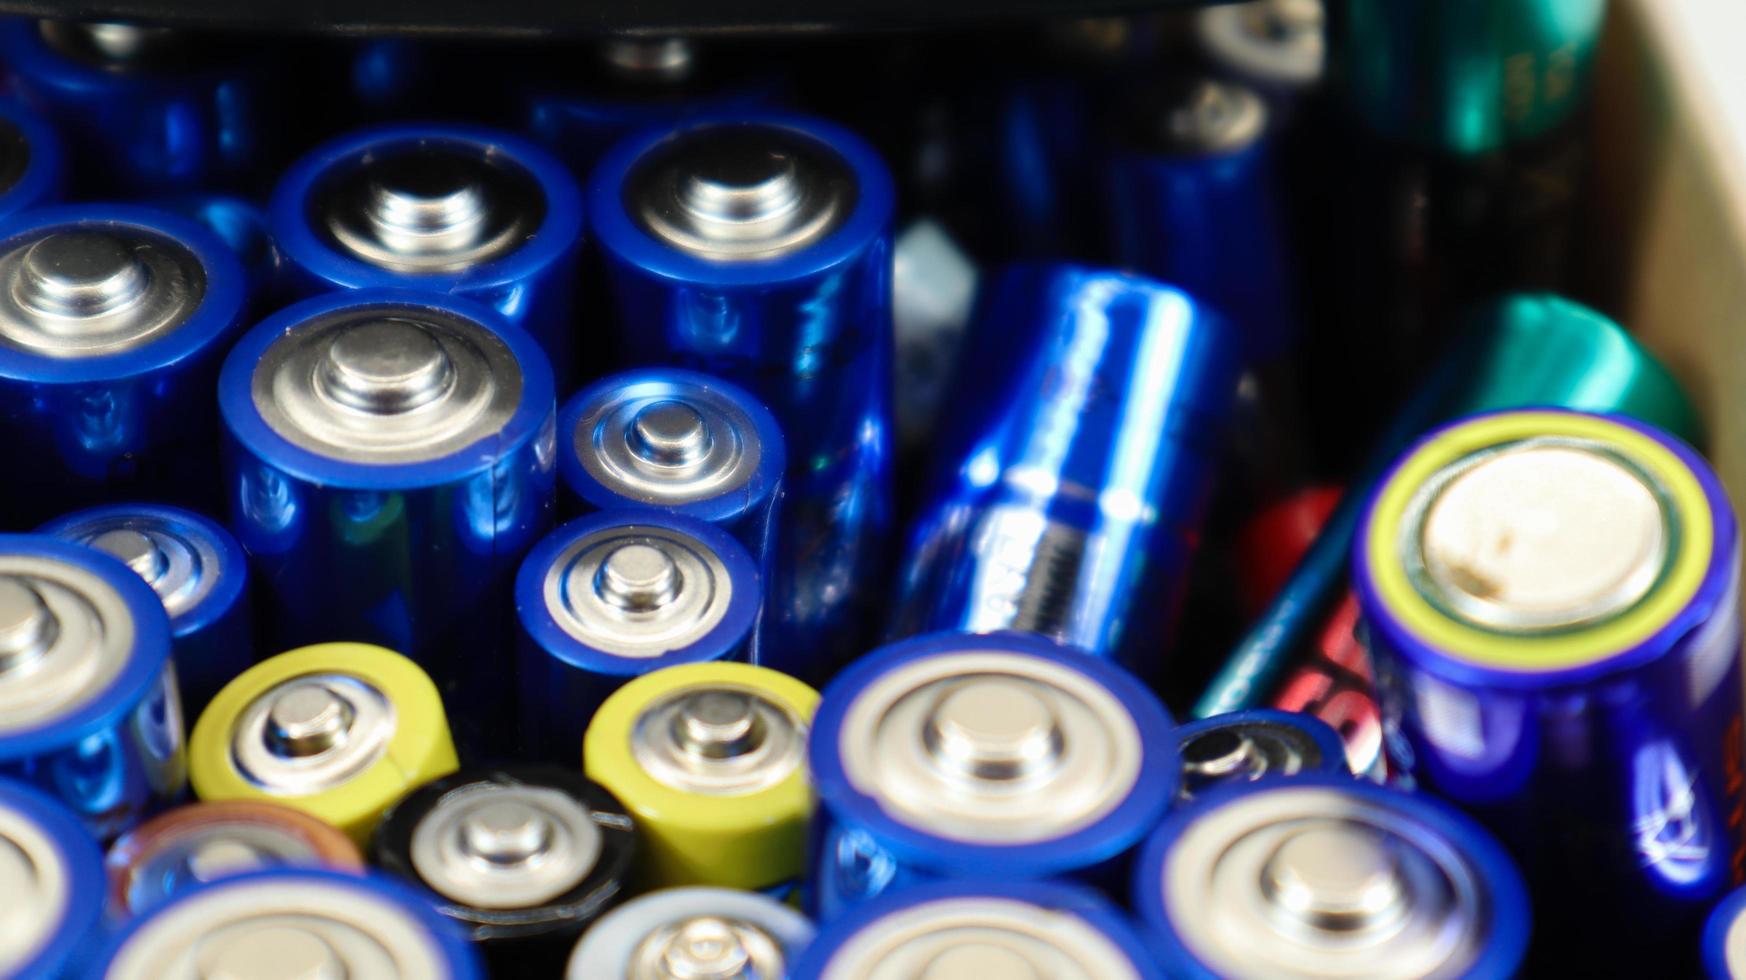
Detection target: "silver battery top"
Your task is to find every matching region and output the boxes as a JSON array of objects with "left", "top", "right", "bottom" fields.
[
  {"left": 627, "top": 915, "right": 786, "bottom": 980},
  {"left": 124, "top": 823, "right": 324, "bottom": 913},
  {"left": 1406, "top": 438, "right": 1670, "bottom": 634},
  {"left": 251, "top": 307, "right": 523, "bottom": 466},
  {"left": 1160, "top": 785, "right": 1492, "bottom": 979},
  {"left": 0, "top": 554, "right": 136, "bottom": 735},
  {"left": 229, "top": 674, "right": 395, "bottom": 796},
  {"left": 627, "top": 122, "right": 856, "bottom": 262},
  {"left": 0, "top": 799, "right": 72, "bottom": 976},
  {"left": 576, "top": 380, "right": 764, "bottom": 507},
  {"left": 1178, "top": 719, "right": 1323, "bottom": 802},
  {"left": 543, "top": 524, "right": 737, "bottom": 659},
  {"left": 1725, "top": 902, "right": 1746, "bottom": 978},
  {"left": 836, "top": 650, "right": 1143, "bottom": 844},
  {"left": 317, "top": 145, "right": 545, "bottom": 274},
  {"left": 38, "top": 21, "right": 183, "bottom": 70},
  {"left": 0, "top": 226, "right": 207, "bottom": 358},
  {"left": 409, "top": 781, "right": 602, "bottom": 910},
  {"left": 1196, "top": 0, "right": 1326, "bottom": 89},
  {"left": 816, "top": 896, "right": 1142, "bottom": 980},
  {"left": 567, "top": 886, "right": 813, "bottom": 980},
  {"left": 599, "top": 37, "right": 698, "bottom": 84},
  {"left": 632, "top": 685, "right": 805, "bottom": 796},
  {"left": 1131, "top": 78, "right": 1268, "bottom": 157},
  {"left": 100, "top": 875, "right": 452, "bottom": 979},
  {"left": 59, "top": 516, "right": 222, "bottom": 623}
]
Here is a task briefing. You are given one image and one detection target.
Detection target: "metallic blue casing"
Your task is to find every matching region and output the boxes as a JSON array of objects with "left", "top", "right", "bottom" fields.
[
  {"left": 0, "top": 205, "right": 248, "bottom": 530},
  {"left": 269, "top": 123, "right": 585, "bottom": 386},
  {"left": 514, "top": 509, "right": 761, "bottom": 762},
  {"left": 890, "top": 264, "right": 1240, "bottom": 678},
  {"left": 0, "top": 779, "right": 105, "bottom": 978},
  {"left": 157, "top": 193, "right": 280, "bottom": 310},
  {"left": 0, "top": 535, "right": 183, "bottom": 842},
  {"left": 39, "top": 504, "right": 253, "bottom": 721},
  {"left": 807, "top": 632, "right": 1176, "bottom": 920},
  {"left": 218, "top": 289, "right": 557, "bottom": 760},
  {"left": 0, "top": 98, "right": 63, "bottom": 219}
]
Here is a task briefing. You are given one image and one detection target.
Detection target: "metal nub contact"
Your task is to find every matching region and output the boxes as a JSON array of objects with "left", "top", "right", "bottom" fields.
[
  {"left": 1160, "top": 785, "right": 1490, "bottom": 978},
  {"left": 543, "top": 524, "right": 735, "bottom": 658},
  {"left": 100, "top": 875, "right": 453, "bottom": 979},
  {"left": 600, "top": 37, "right": 697, "bottom": 84},
  {"left": 0, "top": 800, "right": 72, "bottom": 976},
  {"left": 628, "top": 915, "right": 786, "bottom": 980},
  {"left": 836, "top": 651, "right": 1142, "bottom": 844},
  {"left": 577, "top": 380, "right": 764, "bottom": 507},
  {"left": 317, "top": 144, "right": 546, "bottom": 274},
  {"left": 0, "top": 225, "right": 207, "bottom": 358},
  {"left": 1405, "top": 437, "right": 1671, "bottom": 633},
  {"left": 37, "top": 20, "right": 183, "bottom": 69},
  {"left": 1196, "top": 0, "right": 1326, "bottom": 88},
  {"left": 1178, "top": 720, "right": 1322, "bottom": 802},
  {"left": 229, "top": 674, "right": 396, "bottom": 796},
  {"left": 631, "top": 685, "right": 805, "bottom": 796},
  {"left": 816, "top": 897, "right": 1142, "bottom": 980},
  {"left": 567, "top": 888, "right": 813, "bottom": 980},
  {"left": 250, "top": 305, "right": 523, "bottom": 465},
  {"left": 627, "top": 123, "right": 857, "bottom": 261},
  {"left": 0, "top": 555, "right": 135, "bottom": 734},
  {"left": 57, "top": 516, "right": 219, "bottom": 622},
  {"left": 1129, "top": 77, "right": 1268, "bottom": 156},
  {"left": 409, "top": 782, "right": 603, "bottom": 910}
]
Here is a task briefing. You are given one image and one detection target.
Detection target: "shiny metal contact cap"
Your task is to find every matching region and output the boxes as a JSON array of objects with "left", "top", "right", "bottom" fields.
[
  {"left": 600, "top": 37, "right": 697, "bottom": 84},
  {"left": 575, "top": 378, "right": 765, "bottom": 508},
  {"left": 836, "top": 650, "right": 1143, "bottom": 844},
  {"left": 0, "top": 797, "right": 75, "bottom": 975},
  {"left": 1130, "top": 78, "right": 1268, "bottom": 157},
  {"left": 56, "top": 517, "right": 222, "bottom": 623},
  {"left": 0, "top": 553, "right": 137, "bottom": 735},
  {"left": 814, "top": 896, "right": 1144, "bottom": 980},
  {"left": 1196, "top": 0, "right": 1326, "bottom": 88},
  {"left": 250, "top": 305, "right": 523, "bottom": 465},
  {"left": 1409, "top": 438, "right": 1669, "bottom": 632},
  {"left": 542, "top": 524, "right": 737, "bottom": 659},
  {"left": 628, "top": 122, "right": 856, "bottom": 261},
  {"left": 1178, "top": 718, "right": 1325, "bottom": 802},
  {"left": 0, "top": 225, "right": 207, "bottom": 358},
  {"left": 318, "top": 143, "right": 546, "bottom": 275},
  {"left": 632, "top": 686, "right": 805, "bottom": 796},
  {"left": 99, "top": 872, "right": 462, "bottom": 979},
  {"left": 409, "top": 782, "right": 602, "bottom": 909},
  {"left": 37, "top": 20, "right": 183, "bottom": 69},
  {"left": 229, "top": 674, "right": 395, "bottom": 797},
  {"left": 567, "top": 886, "right": 813, "bottom": 980}
]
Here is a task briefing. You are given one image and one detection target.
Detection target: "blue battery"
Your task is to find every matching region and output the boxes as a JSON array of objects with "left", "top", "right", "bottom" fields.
[
  {"left": 1134, "top": 774, "right": 1530, "bottom": 978},
  {"left": 515, "top": 509, "right": 761, "bottom": 763},
  {"left": 1173, "top": 707, "right": 1349, "bottom": 806},
  {"left": 1705, "top": 885, "right": 1746, "bottom": 978},
  {"left": 0, "top": 779, "right": 105, "bottom": 977},
  {"left": 39, "top": 504, "right": 252, "bottom": 721},
  {"left": 269, "top": 123, "right": 585, "bottom": 386},
  {"left": 217, "top": 289, "right": 556, "bottom": 759},
  {"left": 0, "top": 19, "right": 276, "bottom": 195},
  {"left": 156, "top": 192, "right": 280, "bottom": 310},
  {"left": 89, "top": 868, "right": 484, "bottom": 978},
  {"left": 0, "top": 98, "right": 63, "bottom": 220},
  {"left": 0, "top": 204, "right": 248, "bottom": 530},
  {"left": 889, "top": 264, "right": 1240, "bottom": 678},
  {"left": 807, "top": 631, "right": 1176, "bottom": 921},
  {"left": 0, "top": 535, "right": 183, "bottom": 842},
  {"left": 1106, "top": 76, "right": 1297, "bottom": 360},
  {"left": 791, "top": 878, "right": 1162, "bottom": 979},
  {"left": 1354, "top": 408, "right": 1743, "bottom": 973},
  {"left": 588, "top": 111, "right": 894, "bottom": 680}
]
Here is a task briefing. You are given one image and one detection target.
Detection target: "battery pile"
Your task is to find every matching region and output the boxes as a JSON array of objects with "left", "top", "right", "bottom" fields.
[{"left": 0, "top": 1, "right": 1736, "bottom": 977}]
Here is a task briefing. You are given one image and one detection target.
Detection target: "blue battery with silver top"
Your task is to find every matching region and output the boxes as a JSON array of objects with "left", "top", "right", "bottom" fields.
[
  {"left": 0, "top": 778, "right": 105, "bottom": 978},
  {"left": 1134, "top": 774, "right": 1530, "bottom": 979},
  {"left": 88, "top": 867, "right": 484, "bottom": 979},
  {"left": 515, "top": 510, "right": 762, "bottom": 763},
  {"left": 588, "top": 111, "right": 894, "bottom": 679},
  {"left": 566, "top": 884, "right": 814, "bottom": 980},
  {"left": 218, "top": 289, "right": 556, "bottom": 760},
  {"left": 1704, "top": 886, "right": 1746, "bottom": 978},
  {"left": 0, "top": 204, "right": 249, "bottom": 529},
  {"left": 39, "top": 504, "right": 252, "bottom": 721},
  {"left": 0, "top": 99, "right": 63, "bottom": 221},
  {"left": 1174, "top": 708, "right": 1349, "bottom": 806},
  {"left": 0, "top": 535, "right": 184, "bottom": 842},
  {"left": 791, "top": 878, "right": 1163, "bottom": 980},
  {"left": 0, "top": 20, "right": 276, "bottom": 195},
  {"left": 270, "top": 123, "right": 585, "bottom": 386},
  {"left": 807, "top": 631, "right": 1176, "bottom": 921}
]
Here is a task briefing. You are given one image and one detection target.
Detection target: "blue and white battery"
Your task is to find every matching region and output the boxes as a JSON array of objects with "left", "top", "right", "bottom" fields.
[
  {"left": 0, "top": 98, "right": 63, "bottom": 221},
  {"left": 1133, "top": 775, "right": 1530, "bottom": 979},
  {"left": 1174, "top": 707, "right": 1349, "bottom": 806},
  {"left": 566, "top": 885, "right": 814, "bottom": 980},
  {"left": 0, "top": 535, "right": 184, "bottom": 841},
  {"left": 39, "top": 504, "right": 252, "bottom": 721},
  {"left": 515, "top": 509, "right": 762, "bottom": 763},
  {"left": 587, "top": 111, "right": 895, "bottom": 677},
  {"left": 0, "top": 204, "right": 249, "bottom": 528},
  {"left": 217, "top": 289, "right": 556, "bottom": 759},
  {"left": 0, "top": 778, "right": 105, "bottom": 978},
  {"left": 269, "top": 123, "right": 585, "bottom": 386},
  {"left": 1704, "top": 885, "right": 1746, "bottom": 979},
  {"left": 807, "top": 631, "right": 1177, "bottom": 920}
]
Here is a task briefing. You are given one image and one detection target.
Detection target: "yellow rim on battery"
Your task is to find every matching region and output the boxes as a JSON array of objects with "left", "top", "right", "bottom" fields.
[
  {"left": 585, "top": 662, "right": 819, "bottom": 890},
  {"left": 189, "top": 642, "right": 459, "bottom": 845},
  {"left": 1364, "top": 411, "right": 1712, "bottom": 671}
]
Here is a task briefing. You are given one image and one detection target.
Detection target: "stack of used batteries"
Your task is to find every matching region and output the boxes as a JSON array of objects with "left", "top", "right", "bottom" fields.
[{"left": 0, "top": 1, "right": 1739, "bottom": 977}]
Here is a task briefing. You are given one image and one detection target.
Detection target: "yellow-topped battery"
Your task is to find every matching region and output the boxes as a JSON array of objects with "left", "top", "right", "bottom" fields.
[
  {"left": 585, "top": 661, "right": 819, "bottom": 891},
  {"left": 189, "top": 642, "right": 459, "bottom": 846}
]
